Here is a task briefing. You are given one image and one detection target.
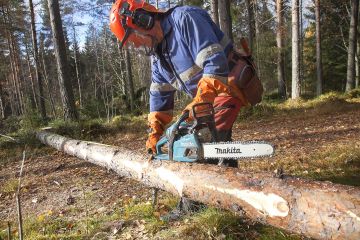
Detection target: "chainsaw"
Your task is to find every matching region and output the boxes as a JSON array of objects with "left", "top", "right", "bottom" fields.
[{"left": 154, "top": 103, "right": 274, "bottom": 163}]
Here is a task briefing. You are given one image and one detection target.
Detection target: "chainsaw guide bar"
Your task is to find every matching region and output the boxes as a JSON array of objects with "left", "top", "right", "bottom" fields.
[{"left": 202, "top": 141, "right": 275, "bottom": 159}]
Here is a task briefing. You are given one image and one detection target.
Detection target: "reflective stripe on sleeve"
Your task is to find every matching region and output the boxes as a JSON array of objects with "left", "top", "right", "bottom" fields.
[
  {"left": 150, "top": 82, "right": 176, "bottom": 92},
  {"left": 195, "top": 43, "right": 224, "bottom": 67},
  {"left": 179, "top": 65, "right": 202, "bottom": 82}
]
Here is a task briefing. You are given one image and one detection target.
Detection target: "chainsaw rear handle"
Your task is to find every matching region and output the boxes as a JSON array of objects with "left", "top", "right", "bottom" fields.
[
  {"left": 155, "top": 111, "right": 189, "bottom": 157},
  {"left": 168, "top": 111, "right": 189, "bottom": 160}
]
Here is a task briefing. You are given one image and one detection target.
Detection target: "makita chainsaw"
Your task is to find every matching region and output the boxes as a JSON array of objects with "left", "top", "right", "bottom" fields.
[{"left": 154, "top": 103, "right": 274, "bottom": 162}]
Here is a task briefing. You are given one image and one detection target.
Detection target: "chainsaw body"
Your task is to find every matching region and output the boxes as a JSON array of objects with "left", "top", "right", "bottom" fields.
[
  {"left": 154, "top": 103, "right": 217, "bottom": 162},
  {"left": 154, "top": 103, "right": 275, "bottom": 162}
]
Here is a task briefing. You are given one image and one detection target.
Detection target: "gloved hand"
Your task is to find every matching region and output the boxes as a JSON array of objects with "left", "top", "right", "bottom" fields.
[
  {"left": 146, "top": 123, "right": 163, "bottom": 154},
  {"left": 183, "top": 77, "right": 231, "bottom": 120},
  {"left": 146, "top": 111, "right": 173, "bottom": 154}
]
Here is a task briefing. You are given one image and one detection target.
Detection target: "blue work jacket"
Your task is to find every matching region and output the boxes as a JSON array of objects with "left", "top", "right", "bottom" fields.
[{"left": 150, "top": 6, "right": 233, "bottom": 114}]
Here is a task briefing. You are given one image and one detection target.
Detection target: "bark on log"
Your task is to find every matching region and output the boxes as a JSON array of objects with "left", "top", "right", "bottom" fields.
[{"left": 36, "top": 131, "right": 360, "bottom": 240}]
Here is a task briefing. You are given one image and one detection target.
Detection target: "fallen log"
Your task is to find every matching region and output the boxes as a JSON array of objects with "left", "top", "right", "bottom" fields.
[{"left": 36, "top": 131, "right": 360, "bottom": 240}]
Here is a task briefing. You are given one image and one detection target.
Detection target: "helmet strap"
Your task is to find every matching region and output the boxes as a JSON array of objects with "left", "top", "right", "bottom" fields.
[{"left": 119, "top": 17, "right": 132, "bottom": 48}]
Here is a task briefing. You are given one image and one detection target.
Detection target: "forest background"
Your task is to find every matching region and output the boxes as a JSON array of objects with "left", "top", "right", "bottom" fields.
[
  {"left": 1, "top": 0, "right": 359, "bottom": 124},
  {"left": 1, "top": 1, "right": 360, "bottom": 239}
]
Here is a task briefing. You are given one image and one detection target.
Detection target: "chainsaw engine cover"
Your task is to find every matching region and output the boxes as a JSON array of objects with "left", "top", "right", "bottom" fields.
[
  {"left": 154, "top": 103, "right": 218, "bottom": 162},
  {"left": 155, "top": 122, "right": 203, "bottom": 162}
]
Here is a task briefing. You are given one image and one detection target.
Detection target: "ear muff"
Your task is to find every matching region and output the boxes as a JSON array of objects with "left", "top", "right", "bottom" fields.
[
  {"left": 133, "top": 10, "right": 154, "bottom": 30},
  {"left": 119, "top": 2, "right": 154, "bottom": 30}
]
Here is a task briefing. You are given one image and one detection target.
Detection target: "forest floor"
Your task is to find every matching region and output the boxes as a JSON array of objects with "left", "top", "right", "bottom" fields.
[{"left": 1, "top": 92, "right": 360, "bottom": 239}]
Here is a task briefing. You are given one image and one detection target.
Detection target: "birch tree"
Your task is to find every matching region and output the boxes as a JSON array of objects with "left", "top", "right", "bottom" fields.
[
  {"left": 29, "top": 0, "right": 47, "bottom": 119},
  {"left": 292, "top": 0, "right": 301, "bottom": 99}
]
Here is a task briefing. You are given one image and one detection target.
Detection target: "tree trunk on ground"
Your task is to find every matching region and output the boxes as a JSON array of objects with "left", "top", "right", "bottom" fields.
[
  {"left": 47, "top": 0, "right": 78, "bottom": 120},
  {"left": 276, "top": 0, "right": 287, "bottom": 99},
  {"left": 346, "top": 0, "right": 360, "bottom": 92},
  {"left": 245, "top": 0, "right": 254, "bottom": 52},
  {"left": 291, "top": 0, "right": 301, "bottom": 99},
  {"left": 37, "top": 131, "right": 360, "bottom": 240},
  {"left": 315, "top": 0, "right": 323, "bottom": 96},
  {"left": 218, "top": 0, "right": 233, "bottom": 41},
  {"left": 210, "top": 0, "right": 219, "bottom": 27},
  {"left": 124, "top": 49, "right": 135, "bottom": 112},
  {"left": 29, "top": 0, "right": 47, "bottom": 119}
]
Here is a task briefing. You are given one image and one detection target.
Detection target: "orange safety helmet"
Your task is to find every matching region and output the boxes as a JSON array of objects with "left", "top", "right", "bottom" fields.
[{"left": 109, "top": 0, "right": 164, "bottom": 48}]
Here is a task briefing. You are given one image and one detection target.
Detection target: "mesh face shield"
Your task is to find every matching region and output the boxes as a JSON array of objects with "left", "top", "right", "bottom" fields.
[{"left": 123, "top": 31, "right": 157, "bottom": 56}]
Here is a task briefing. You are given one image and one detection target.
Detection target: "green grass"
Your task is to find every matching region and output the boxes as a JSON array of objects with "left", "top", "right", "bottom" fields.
[
  {"left": 239, "top": 91, "right": 360, "bottom": 122},
  {"left": 153, "top": 206, "right": 302, "bottom": 240},
  {"left": 1, "top": 178, "right": 18, "bottom": 195}
]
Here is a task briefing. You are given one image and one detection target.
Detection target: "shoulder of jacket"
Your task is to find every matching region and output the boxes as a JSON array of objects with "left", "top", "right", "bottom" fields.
[{"left": 170, "top": 6, "right": 205, "bottom": 21}]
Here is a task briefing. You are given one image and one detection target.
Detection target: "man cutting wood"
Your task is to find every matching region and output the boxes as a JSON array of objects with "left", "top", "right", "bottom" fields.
[{"left": 109, "top": 0, "right": 263, "bottom": 220}]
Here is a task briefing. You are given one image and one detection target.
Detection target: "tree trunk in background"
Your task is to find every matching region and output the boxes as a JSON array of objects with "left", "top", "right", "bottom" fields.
[
  {"left": 37, "top": 131, "right": 360, "bottom": 240},
  {"left": 73, "top": 27, "right": 82, "bottom": 109},
  {"left": 315, "top": 0, "right": 323, "bottom": 96},
  {"left": 245, "top": 0, "right": 254, "bottom": 52},
  {"left": 47, "top": 0, "right": 78, "bottom": 120},
  {"left": 254, "top": 0, "right": 261, "bottom": 79},
  {"left": 299, "top": 0, "right": 304, "bottom": 93},
  {"left": 25, "top": 44, "right": 38, "bottom": 110},
  {"left": 276, "top": 0, "right": 287, "bottom": 99},
  {"left": 346, "top": 0, "right": 360, "bottom": 92},
  {"left": 0, "top": 84, "right": 5, "bottom": 119},
  {"left": 218, "top": 0, "right": 233, "bottom": 41},
  {"left": 210, "top": 0, "right": 219, "bottom": 27},
  {"left": 29, "top": 0, "right": 47, "bottom": 119},
  {"left": 124, "top": 49, "right": 135, "bottom": 112},
  {"left": 4, "top": 75, "right": 14, "bottom": 116},
  {"left": 8, "top": 32, "right": 24, "bottom": 115},
  {"left": 356, "top": 37, "right": 359, "bottom": 88},
  {"left": 357, "top": 44, "right": 360, "bottom": 88},
  {"left": 291, "top": 0, "right": 301, "bottom": 99},
  {"left": 3, "top": 6, "right": 24, "bottom": 115},
  {"left": 40, "top": 34, "right": 57, "bottom": 118}
]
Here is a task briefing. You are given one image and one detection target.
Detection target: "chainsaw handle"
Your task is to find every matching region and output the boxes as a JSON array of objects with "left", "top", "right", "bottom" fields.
[{"left": 168, "top": 111, "right": 189, "bottom": 160}]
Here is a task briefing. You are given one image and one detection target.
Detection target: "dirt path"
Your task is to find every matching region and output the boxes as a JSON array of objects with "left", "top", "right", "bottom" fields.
[{"left": 1, "top": 104, "right": 360, "bottom": 236}]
